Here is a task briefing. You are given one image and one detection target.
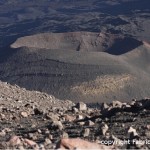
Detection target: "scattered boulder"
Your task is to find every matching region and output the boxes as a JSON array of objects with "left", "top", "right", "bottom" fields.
[
  {"left": 76, "top": 114, "right": 84, "bottom": 120},
  {"left": 76, "top": 102, "right": 87, "bottom": 111},
  {"left": 131, "top": 99, "right": 137, "bottom": 106},
  {"left": 28, "top": 133, "right": 37, "bottom": 141},
  {"left": 0, "top": 113, "right": 6, "bottom": 120},
  {"left": 23, "top": 138, "right": 39, "bottom": 148},
  {"left": 44, "top": 128, "right": 50, "bottom": 135},
  {"left": 142, "top": 98, "right": 150, "bottom": 109},
  {"left": 112, "top": 101, "right": 123, "bottom": 108},
  {"left": 0, "top": 130, "right": 6, "bottom": 137},
  {"left": 72, "top": 107, "right": 79, "bottom": 113},
  {"left": 56, "top": 138, "right": 115, "bottom": 149},
  {"left": 34, "top": 108, "right": 44, "bottom": 115},
  {"left": 127, "top": 126, "right": 140, "bottom": 149},
  {"left": 21, "top": 111, "right": 28, "bottom": 118},
  {"left": 63, "top": 114, "right": 76, "bottom": 122},
  {"left": 146, "top": 125, "right": 150, "bottom": 130},
  {"left": 37, "top": 129, "right": 42, "bottom": 134},
  {"left": 8, "top": 136, "right": 22, "bottom": 147},
  {"left": 62, "top": 132, "right": 69, "bottom": 138},
  {"left": 46, "top": 113, "right": 60, "bottom": 121},
  {"left": 84, "top": 120, "right": 95, "bottom": 126},
  {"left": 127, "top": 126, "right": 139, "bottom": 138},
  {"left": 44, "top": 138, "right": 52, "bottom": 145},
  {"left": 145, "top": 130, "right": 150, "bottom": 138},
  {"left": 101, "top": 103, "right": 109, "bottom": 112},
  {"left": 76, "top": 114, "right": 84, "bottom": 125},
  {"left": 1, "top": 81, "right": 150, "bottom": 150},
  {"left": 52, "top": 121, "right": 64, "bottom": 130},
  {"left": 83, "top": 128, "right": 90, "bottom": 137},
  {"left": 100, "top": 123, "right": 109, "bottom": 136}
]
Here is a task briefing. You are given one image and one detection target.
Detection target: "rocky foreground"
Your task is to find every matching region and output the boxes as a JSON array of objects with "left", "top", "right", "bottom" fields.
[{"left": 0, "top": 81, "right": 150, "bottom": 149}]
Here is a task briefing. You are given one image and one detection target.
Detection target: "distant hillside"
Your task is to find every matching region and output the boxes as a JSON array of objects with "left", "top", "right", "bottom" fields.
[
  {"left": 0, "top": 32, "right": 150, "bottom": 103},
  {"left": 11, "top": 32, "right": 142, "bottom": 55}
]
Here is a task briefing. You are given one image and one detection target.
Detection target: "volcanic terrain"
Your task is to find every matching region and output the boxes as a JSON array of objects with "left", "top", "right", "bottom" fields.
[
  {"left": 0, "top": 0, "right": 150, "bottom": 149},
  {"left": 0, "top": 80, "right": 150, "bottom": 149},
  {"left": 0, "top": 32, "right": 149, "bottom": 103}
]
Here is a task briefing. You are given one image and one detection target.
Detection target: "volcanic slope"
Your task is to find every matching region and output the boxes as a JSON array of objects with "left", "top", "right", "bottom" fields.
[
  {"left": 0, "top": 32, "right": 150, "bottom": 103},
  {"left": 0, "top": 80, "right": 74, "bottom": 112}
]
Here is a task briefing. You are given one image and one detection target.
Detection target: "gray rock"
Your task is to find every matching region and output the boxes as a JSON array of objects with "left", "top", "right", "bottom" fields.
[
  {"left": 48, "top": 134, "right": 53, "bottom": 140},
  {"left": 84, "top": 120, "right": 95, "bottom": 126},
  {"left": 62, "top": 132, "right": 69, "bottom": 138},
  {"left": 0, "top": 114, "right": 6, "bottom": 120},
  {"left": 101, "top": 103, "right": 109, "bottom": 111},
  {"left": 76, "top": 102, "right": 87, "bottom": 111},
  {"left": 76, "top": 114, "right": 84, "bottom": 120},
  {"left": 52, "top": 121, "right": 64, "bottom": 130},
  {"left": 44, "top": 138, "right": 52, "bottom": 145},
  {"left": 112, "top": 100, "right": 123, "bottom": 108},
  {"left": 72, "top": 107, "right": 79, "bottom": 113},
  {"left": 0, "top": 130, "right": 6, "bottom": 137},
  {"left": 127, "top": 126, "right": 139, "bottom": 138},
  {"left": 37, "top": 129, "right": 42, "bottom": 134},
  {"left": 145, "top": 130, "right": 150, "bottom": 138},
  {"left": 83, "top": 128, "right": 90, "bottom": 137},
  {"left": 20, "top": 111, "right": 28, "bottom": 118},
  {"left": 100, "top": 123, "right": 109, "bottom": 136},
  {"left": 146, "top": 125, "right": 150, "bottom": 130},
  {"left": 34, "top": 108, "right": 44, "bottom": 115},
  {"left": 44, "top": 129, "right": 50, "bottom": 135}
]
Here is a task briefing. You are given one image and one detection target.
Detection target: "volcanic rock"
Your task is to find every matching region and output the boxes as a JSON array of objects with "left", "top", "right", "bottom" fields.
[
  {"left": 84, "top": 120, "right": 95, "bottom": 126},
  {"left": 56, "top": 138, "right": 115, "bottom": 150},
  {"left": 100, "top": 123, "right": 109, "bottom": 136},
  {"left": 76, "top": 102, "right": 87, "bottom": 111},
  {"left": 62, "top": 132, "right": 69, "bottom": 139},
  {"left": 128, "top": 126, "right": 139, "bottom": 137},
  {"left": 46, "top": 113, "right": 60, "bottom": 121},
  {"left": 83, "top": 128, "right": 90, "bottom": 138},
  {"left": 52, "top": 121, "right": 64, "bottom": 131},
  {"left": 44, "top": 138, "right": 52, "bottom": 145},
  {"left": 8, "top": 136, "right": 22, "bottom": 147},
  {"left": 20, "top": 111, "right": 28, "bottom": 118}
]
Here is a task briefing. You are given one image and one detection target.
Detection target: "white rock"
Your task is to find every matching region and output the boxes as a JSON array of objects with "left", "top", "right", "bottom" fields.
[
  {"left": 128, "top": 126, "right": 138, "bottom": 137},
  {"left": 21, "top": 111, "right": 28, "bottom": 118},
  {"left": 84, "top": 120, "right": 95, "bottom": 126}
]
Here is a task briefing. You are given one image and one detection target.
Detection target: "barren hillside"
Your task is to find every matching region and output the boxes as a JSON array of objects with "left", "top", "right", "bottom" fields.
[{"left": 0, "top": 32, "right": 150, "bottom": 103}]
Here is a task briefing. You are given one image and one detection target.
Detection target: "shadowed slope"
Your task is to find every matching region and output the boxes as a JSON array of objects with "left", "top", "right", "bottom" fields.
[{"left": 0, "top": 46, "right": 133, "bottom": 102}]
